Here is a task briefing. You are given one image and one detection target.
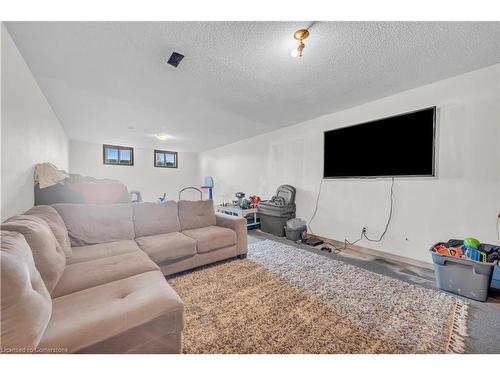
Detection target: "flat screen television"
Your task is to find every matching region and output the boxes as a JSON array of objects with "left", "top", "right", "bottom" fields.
[{"left": 323, "top": 107, "right": 436, "bottom": 179}]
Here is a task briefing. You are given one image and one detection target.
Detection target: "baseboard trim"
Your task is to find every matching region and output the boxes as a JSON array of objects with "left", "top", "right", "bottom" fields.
[{"left": 308, "top": 233, "right": 434, "bottom": 271}]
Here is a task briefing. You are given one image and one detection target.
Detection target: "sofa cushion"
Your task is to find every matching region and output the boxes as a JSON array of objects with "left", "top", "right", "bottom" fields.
[
  {"left": 52, "top": 251, "right": 160, "bottom": 298},
  {"left": 25, "top": 205, "right": 72, "bottom": 259},
  {"left": 38, "top": 271, "right": 184, "bottom": 353},
  {"left": 136, "top": 232, "right": 197, "bottom": 264},
  {"left": 178, "top": 200, "right": 216, "bottom": 230},
  {"left": 68, "top": 240, "right": 141, "bottom": 265},
  {"left": 215, "top": 213, "right": 248, "bottom": 256},
  {"left": 133, "top": 201, "right": 180, "bottom": 238},
  {"left": 1, "top": 231, "right": 52, "bottom": 352},
  {"left": 160, "top": 246, "right": 237, "bottom": 276},
  {"left": 1, "top": 215, "right": 66, "bottom": 293},
  {"left": 183, "top": 225, "right": 237, "bottom": 254},
  {"left": 52, "top": 203, "right": 135, "bottom": 246}
]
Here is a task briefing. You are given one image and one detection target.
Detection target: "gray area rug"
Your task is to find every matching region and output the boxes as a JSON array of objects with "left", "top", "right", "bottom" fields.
[
  {"left": 169, "top": 239, "right": 469, "bottom": 353},
  {"left": 248, "top": 240, "right": 469, "bottom": 353}
]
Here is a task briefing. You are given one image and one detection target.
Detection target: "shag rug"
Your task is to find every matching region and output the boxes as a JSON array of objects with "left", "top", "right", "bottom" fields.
[{"left": 167, "top": 240, "right": 469, "bottom": 354}]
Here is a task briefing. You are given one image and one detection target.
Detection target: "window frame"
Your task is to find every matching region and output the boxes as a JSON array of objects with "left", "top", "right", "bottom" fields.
[
  {"left": 103, "top": 144, "right": 134, "bottom": 166},
  {"left": 154, "top": 149, "right": 178, "bottom": 169}
]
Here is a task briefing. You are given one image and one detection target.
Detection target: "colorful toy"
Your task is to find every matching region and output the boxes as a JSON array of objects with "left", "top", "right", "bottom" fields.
[
  {"left": 465, "top": 246, "right": 478, "bottom": 261},
  {"left": 450, "top": 246, "right": 463, "bottom": 258},
  {"left": 240, "top": 198, "right": 251, "bottom": 209},
  {"left": 434, "top": 238, "right": 500, "bottom": 265},
  {"left": 235, "top": 192, "right": 245, "bottom": 207},
  {"left": 249, "top": 195, "right": 261, "bottom": 208},
  {"left": 463, "top": 245, "right": 487, "bottom": 262},
  {"left": 463, "top": 237, "right": 480, "bottom": 249},
  {"left": 434, "top": 244, "right": 451, "bottom": 256},
  {"left": 433, "top": 244, "right": 464, "bottom": 258},
  {"left": 433, "top": 237, "right": 489, "bottom": 263}
]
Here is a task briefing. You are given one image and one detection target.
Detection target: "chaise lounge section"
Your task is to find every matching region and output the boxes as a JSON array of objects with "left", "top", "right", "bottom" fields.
[{"left": 0, "top": 200, "right": 247, "bottom": 353}]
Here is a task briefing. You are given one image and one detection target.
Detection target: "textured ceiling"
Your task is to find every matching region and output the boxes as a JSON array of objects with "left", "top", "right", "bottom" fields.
[{"left": 4, "top": 21, "right": 500, "bottom": 151}]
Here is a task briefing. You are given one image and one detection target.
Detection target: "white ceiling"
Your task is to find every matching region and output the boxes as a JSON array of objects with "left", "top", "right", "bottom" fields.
[{"left": 5, "top": 21, "right": 500, "bottom": 152}]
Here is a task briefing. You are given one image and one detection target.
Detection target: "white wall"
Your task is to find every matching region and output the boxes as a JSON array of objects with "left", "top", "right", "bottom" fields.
[
  {"left": 200, "top": 64, "right": 500, "bottom": 263},
  {"left": 69, "top": 140, "right": 200, "bottom": 203},
  {"left": 1, "top": 24, "right": 69, "bottom": 220}
]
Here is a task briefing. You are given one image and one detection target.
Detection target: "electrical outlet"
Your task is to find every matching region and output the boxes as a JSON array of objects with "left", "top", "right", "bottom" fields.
[{"left": 362, "top": 227, "right": 367, "bottom": 234}]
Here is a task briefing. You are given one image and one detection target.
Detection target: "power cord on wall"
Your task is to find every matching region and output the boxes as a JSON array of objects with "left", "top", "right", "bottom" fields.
[
  {"left": 362, "top": 177, "right": 395, "bottom": 242},
  {"left": 307, "top": 179, "right": 323, "bottom": 236},
  {"left": 496, "top": 214, "right": 500, "bottom": 241},
  {"left": 307, "top": 177, "right": 395, "bottom": 253}
]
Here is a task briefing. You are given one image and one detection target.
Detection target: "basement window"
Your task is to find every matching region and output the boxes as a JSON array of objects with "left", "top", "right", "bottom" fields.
[
  {"left": 154, "top": 150, "right": 178, "bottom": 168},
  {"left": 103, "top": 144, "right": 134, "bottom": 166}
]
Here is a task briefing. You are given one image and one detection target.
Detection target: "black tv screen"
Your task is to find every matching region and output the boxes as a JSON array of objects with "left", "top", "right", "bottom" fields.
[{"left": 323, "top": 107, "right": 436, "bottom": 178}]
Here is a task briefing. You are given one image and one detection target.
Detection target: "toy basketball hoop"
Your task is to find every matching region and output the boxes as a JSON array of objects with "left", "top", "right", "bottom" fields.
[{"left": 200, "top": 176, "right": 214, "bottom": 199}]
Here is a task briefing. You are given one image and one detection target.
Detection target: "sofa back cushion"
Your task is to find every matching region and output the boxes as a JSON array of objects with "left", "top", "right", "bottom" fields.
[
  {"left": 25, "top": 205, "right": 72, "bottom": 259},
  {"left": 178, "top": 200, "right": 216, "bottom": 231},
  {"left": 1, "top": 216, "right": 66, "bottom": 293},
  {"left": 52, "top": 203, "right": 135, "bottom": 246},
  {"left": 1, "top": 231, "right": 52, "bottom": 352},
  {"left": 133, "top": 201, "right": 181, "bottom": 238}
]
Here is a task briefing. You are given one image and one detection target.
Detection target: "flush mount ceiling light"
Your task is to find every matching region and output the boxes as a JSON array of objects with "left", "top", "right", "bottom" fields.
[
  {"left": 291, "top": 28, "right": 310, "bottom": 58},
  {"left": 155, "top": 133, "right": 169, "bottom": 141}
]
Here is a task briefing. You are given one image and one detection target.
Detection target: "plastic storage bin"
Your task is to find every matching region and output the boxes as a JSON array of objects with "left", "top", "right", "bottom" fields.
[
  {"left": 285, "top": 219, "right": 307, "bottom": 241},
  {"left": 259, "top": 212, "right": 293, "bottom": 237},
  {"left": 430, "top": 245, "right": 496, "bottom": 301},
  {"left": 258, "top": 185, "right": 296, "bottom": 237},
  {"left": 491, "top": 265, "right": 500, "bottom": 290}
]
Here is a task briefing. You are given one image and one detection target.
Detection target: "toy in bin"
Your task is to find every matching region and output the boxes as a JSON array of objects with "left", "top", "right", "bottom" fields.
[
  {"left": 432, "top": 237, "right": 493, "bottom": 263},
  {"left": 462, "top": 237, "right": 486, "bottom": 262},
  {"left": 434, "top": 244, "right": 463, "bottom": 258}
]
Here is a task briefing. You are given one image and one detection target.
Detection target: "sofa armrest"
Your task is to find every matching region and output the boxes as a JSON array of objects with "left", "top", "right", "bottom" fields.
[{"left": 215, "top": 213, "right": 248, "bottom": 256}]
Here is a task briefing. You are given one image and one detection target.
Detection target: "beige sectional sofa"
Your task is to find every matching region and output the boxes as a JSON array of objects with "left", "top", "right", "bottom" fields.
[{"left": 0, "top": 200, "right": 247, "bottom": 354}]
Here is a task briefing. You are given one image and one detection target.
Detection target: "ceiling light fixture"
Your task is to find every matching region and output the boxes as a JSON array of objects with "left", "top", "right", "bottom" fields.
[
  {"left": 291, "top": 28, "right": 310, "bottom": 58},
  {"left": 155, "top": 133, "right": 169, "bottom": 141}
]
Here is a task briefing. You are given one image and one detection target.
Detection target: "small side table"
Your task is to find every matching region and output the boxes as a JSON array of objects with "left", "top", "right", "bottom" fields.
[{"left": 215, "top": 205, "right": 260, "bottom": 229}]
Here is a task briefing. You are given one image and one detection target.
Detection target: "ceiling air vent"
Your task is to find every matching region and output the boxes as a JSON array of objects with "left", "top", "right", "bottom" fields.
[{"left": 167, "top": 52, "right": 184, "bottom": 67}]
